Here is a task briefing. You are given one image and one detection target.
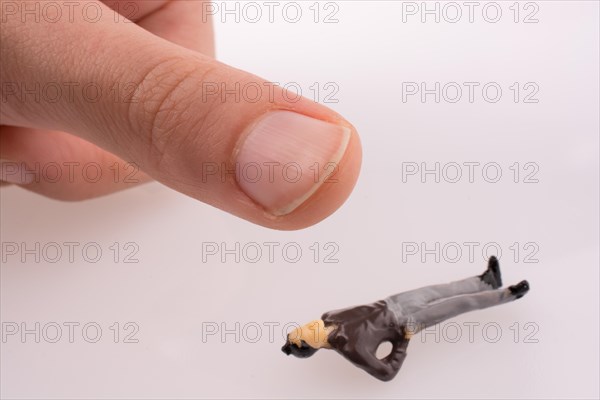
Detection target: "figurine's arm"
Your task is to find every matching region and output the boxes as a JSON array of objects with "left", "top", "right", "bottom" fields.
[
  {"left": 322, "top": 301, "right": 411, "bottom": 381},
  {"left": 339, "top": 337, "right": 409, "bottom": 382}
]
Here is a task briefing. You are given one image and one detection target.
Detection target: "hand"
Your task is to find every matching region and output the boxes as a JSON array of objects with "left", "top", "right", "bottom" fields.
[{"left": 0, "top": 0, "right": 362, "bottom": 230}]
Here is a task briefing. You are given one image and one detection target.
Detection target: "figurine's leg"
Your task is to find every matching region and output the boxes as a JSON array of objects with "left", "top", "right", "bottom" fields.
[
  {"left": 386, "top": 277, "right": 486, "bottom": 314},
  {"left": 409, "top": 281, "right": 530, "bottom": 333},
  {"left": 386, "top": 257, "right": 502, "bottom": 316}
]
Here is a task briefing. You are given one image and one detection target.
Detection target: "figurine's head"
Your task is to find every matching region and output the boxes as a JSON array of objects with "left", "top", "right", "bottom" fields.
[{"left": 281, "top": 319, "right": 334, "bottom": 358}]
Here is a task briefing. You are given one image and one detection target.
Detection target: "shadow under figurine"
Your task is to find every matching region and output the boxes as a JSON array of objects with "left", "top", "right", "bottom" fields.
[{"left": 282, "top": 256, "right": 530, "bottom": 381}]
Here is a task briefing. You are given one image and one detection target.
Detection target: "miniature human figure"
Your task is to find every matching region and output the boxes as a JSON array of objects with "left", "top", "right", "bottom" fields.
[{"left": 281, "top": 256, "right": 530, "bottom": 381}]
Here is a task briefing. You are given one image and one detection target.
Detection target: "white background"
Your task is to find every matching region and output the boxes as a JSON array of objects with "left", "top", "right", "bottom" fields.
[{"left": 1, "top": 1, "right": 599, "bottom": 398}]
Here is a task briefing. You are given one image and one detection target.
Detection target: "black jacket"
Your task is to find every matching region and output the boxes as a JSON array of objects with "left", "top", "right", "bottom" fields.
[{"left": 322, "top": 300, "right": 410, "bottom": 381}]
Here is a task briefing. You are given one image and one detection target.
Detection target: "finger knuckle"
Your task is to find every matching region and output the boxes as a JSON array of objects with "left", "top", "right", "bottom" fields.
[{"left": 127, "top": 56, "right": 225, "bottom": 170}]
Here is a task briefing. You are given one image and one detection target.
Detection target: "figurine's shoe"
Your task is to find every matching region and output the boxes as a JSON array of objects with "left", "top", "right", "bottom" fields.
[
  {"left": 480, "top": 256, "right": 502, "bottom": 289},
  {"left": 509, "top": 280, "right": 530, "bottom": 299}
]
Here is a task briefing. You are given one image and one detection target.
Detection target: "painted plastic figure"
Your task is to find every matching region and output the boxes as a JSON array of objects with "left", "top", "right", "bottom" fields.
[{"left": 281, "top": 256, "right": 530, "bottom": 381}]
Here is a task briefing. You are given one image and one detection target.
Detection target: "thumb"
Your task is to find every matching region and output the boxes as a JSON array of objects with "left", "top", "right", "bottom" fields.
[{"left": 0, "top": 1, "right": 362, "bottom": 230}]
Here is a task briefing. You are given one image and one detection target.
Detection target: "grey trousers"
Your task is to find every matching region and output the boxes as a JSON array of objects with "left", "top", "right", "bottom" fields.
[{"left": 384, "top": 276, "right": 515, "bottom": 334}]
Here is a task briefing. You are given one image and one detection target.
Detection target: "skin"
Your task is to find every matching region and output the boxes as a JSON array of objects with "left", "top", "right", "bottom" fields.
[
  {"left": 0, "top": 0, "right": 362, "bottom": 230},
  {"left": 287, "top": 319, "right": 335, "bottom": 349}
]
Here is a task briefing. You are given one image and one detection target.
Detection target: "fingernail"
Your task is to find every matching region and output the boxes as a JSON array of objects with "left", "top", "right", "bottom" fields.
[
  {"left": 0, "top": 159, "right": 34, "bottom": 185},
  {"left": 235, "top": 111, "right": 351, "bottom": 216}
]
